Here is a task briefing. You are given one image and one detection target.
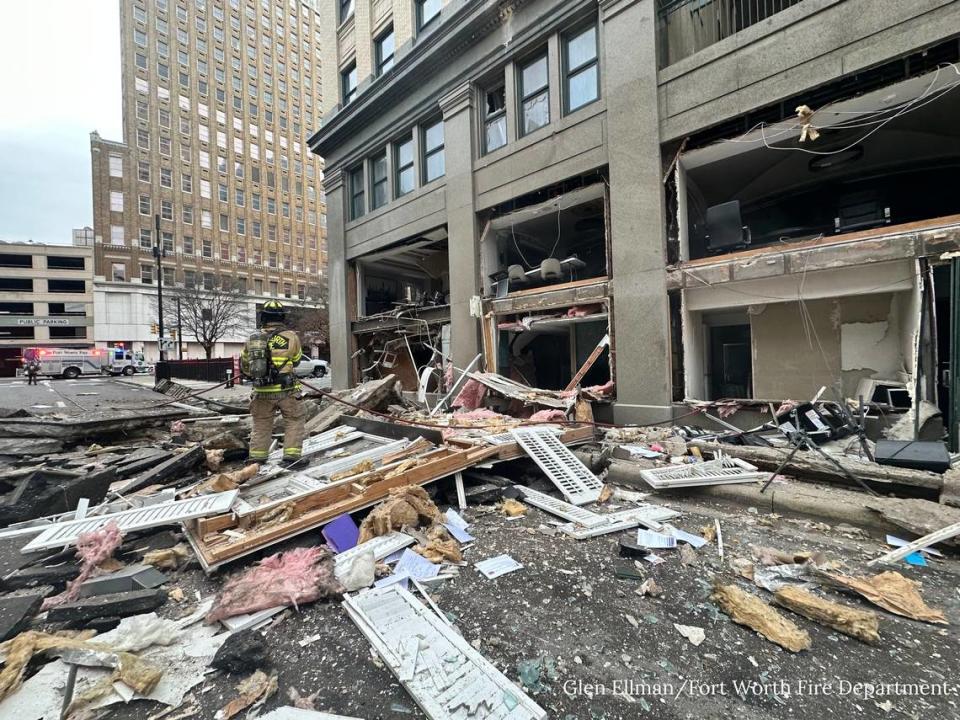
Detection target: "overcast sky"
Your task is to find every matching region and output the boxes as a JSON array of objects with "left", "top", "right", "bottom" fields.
[{"left": 0, "top": 1, "right": 122, "bottom": 246}]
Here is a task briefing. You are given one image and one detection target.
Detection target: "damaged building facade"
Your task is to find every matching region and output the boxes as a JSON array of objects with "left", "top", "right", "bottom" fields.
[{"left": 310, "top": 0, "right": 960, "bottom": 438}]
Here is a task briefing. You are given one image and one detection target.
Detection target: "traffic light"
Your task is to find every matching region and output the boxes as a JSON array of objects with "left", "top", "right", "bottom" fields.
[{"left": 150, "top": 323, "right": 159, "bottom": 335}]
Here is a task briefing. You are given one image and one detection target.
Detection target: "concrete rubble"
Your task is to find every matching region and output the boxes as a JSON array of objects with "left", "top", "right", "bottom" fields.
[{"left": 0, "top": 372, "right": 956, "bottom": 719}]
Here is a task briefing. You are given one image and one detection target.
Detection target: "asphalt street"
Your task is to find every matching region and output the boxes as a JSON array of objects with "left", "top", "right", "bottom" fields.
[
  {"left": 0, "top": 376, "right": 164, "bottom": 416},
  {"left": 0, "top": 372, "right": 333, "bottom": 416}
]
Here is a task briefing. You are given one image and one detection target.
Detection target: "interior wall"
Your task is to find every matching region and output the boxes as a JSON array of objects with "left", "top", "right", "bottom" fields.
[{"left": 750, "top": 292, "right": 910, "bottom": 400}]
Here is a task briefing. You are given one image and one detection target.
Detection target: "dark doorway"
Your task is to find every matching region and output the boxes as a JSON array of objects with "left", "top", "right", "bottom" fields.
[
  {"left": 0, "top": 348, "right": 22, "bottom": 378},
  {"left": 709, "top": 324, "right": 752, "bottom": 399}
]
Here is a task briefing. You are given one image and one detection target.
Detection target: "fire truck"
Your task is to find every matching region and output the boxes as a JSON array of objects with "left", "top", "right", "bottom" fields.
[{"left": 21, "top": 347, "right": 107, "bottom": 379}]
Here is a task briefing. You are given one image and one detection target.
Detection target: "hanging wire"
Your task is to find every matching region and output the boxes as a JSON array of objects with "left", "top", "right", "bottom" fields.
[{"left": 718, "top": 62, "right": 960, "bottom": 153}]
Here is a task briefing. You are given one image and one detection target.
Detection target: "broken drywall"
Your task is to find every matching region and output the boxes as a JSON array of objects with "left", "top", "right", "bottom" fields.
[
  {"left": 840, "top": 322, "right": 899, "bottom": 374},
  {"left": 751, "top": 293, "right": 912, "bottom": 400},
  {"left": 750, "top": 298, "right": 842, "bottom": 401}
]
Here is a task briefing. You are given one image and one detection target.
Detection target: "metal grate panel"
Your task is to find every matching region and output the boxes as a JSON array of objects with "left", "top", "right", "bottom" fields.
[
  {"left": 334, "top": 532, "right": 414, "bottom": 569},
  {"left": 21, "top": 490, "right": 238, "bottom": 552},
  {"left": 344, "top": 586, "right": 546, "bottom": 720},
  {"left": 266, "top": 427, "right": 363, "bottom": 464},
  {"left": 640, "top": 457, "right": 763, "bottom": 489},
  {"left": 303, "top": 439, "right": 410, "bottom": 480},
  {"left": 514, "top": 486, "right": 606, "bottom": 527},
  {"left": 558, "top": 505, "right": 680, "bottom": 540},
  {"left": 510, "top": 428, "right": 603, "bottom": 505}
]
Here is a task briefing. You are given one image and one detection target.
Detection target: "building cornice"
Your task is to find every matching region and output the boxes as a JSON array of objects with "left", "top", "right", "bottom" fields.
[
  {"left": 324, "top": 166, "right": 344, "bottom": 193},
  {"left": 309, "top": 0, "right": 531, "bottom": 157},
  {"left": 599, "top": 0, "right": 642, "bottom": 23}
]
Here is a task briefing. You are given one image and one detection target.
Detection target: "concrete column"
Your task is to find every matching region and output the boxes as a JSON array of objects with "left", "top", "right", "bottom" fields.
[
  {"left": 503, "top": 62, "right": 518, "bottom": 146},
  {"left": 546, "top": 34, "right": 562, "bottom": 128},
  {"left": 439, "top": 82, "right": 481, "bottom": 370},
  {"left": 323, "top": 166, "right": 352, "bottom": 390},
  {"left": 601, "top": 0, "right": 673, "bottom": 423}
]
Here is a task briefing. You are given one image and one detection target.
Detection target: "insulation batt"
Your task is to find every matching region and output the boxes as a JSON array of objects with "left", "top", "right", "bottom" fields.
[
  {"left": 583, "top": 380, "right": 615, "bottom": 395},
  {"left": 206, "top": 546, "right": 343, "bottom": 622},
  {"left": 528, "top": 409, "right": 567, "bottom": 423},
  {"left": 565, "top": 304, "right": 603, "bottom": 318},
  {"left": 41, "top": 521, "right": 124, "bottom": 611},
  {"left": 451, "top": 378, "right": 488, "bottom": 410}
]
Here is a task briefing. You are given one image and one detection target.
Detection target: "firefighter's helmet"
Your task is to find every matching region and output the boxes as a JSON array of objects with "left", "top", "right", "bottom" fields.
[{"left": 260, "top": 299, "right": 287, "bottom": 325}]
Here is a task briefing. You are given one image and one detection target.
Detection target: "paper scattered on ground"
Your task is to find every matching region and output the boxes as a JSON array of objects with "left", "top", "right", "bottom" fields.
[
  {"left": 636, "top": 530, "right": 677, "bottom": 549},
  {"left": 475, "top": 554, "right": 523, "bottom": 579},
  {"left": 664, "top": 525, "right": 708, "bottom": 548},
  {"left": 393, "top": 549, "right": 440, "bottom": 581}
]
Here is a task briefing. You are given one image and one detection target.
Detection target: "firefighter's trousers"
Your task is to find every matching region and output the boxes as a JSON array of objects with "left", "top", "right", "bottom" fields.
[{"left": 248, "top": 389, "right": 306, "bottom": 460}]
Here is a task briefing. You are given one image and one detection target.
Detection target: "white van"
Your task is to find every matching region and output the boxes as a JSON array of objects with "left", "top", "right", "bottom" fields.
[{"left": 104, "top": 348, "right": 149, "bottom": 376}]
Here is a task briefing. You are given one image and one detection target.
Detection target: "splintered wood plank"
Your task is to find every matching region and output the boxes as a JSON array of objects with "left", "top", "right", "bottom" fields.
[{"left": 188, "top": 446, "right": 500, "bottom": 570}]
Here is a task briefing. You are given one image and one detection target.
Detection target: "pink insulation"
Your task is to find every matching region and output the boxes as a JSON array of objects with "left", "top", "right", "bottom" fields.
[
  {"left": 583, "top": 380, "right": 615, "bottom": 395},
  {"left": 206, "top": 546, "right": 343, "bottom": 622},
  {"left": 451, "top": 378, "right": 488, "bottom": 410},
  {"left": 565, "top": 304, "right": 604, "bottom": 318},
  {"left": 41, "top": 521, "right": 124, "bottom": 610},
  {"left": 528, "top": 409, "right": 567, "bottom": 423}
]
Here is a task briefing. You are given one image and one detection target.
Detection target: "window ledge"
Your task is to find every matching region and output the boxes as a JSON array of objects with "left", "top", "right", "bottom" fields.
[
  {"left": 476, "top": 99, "right": 606, "bottom": 170},
  {"left": 345, "top": 177, "right": 447, "bottom": 231}
]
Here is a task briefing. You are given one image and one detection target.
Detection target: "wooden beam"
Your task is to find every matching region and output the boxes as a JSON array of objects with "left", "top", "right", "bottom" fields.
[
  {"left": 188, "top": 444, "right": 500, "bottom": 568},
  {"left": 564, "top": 334, "right": 609, "bottom": 392}
]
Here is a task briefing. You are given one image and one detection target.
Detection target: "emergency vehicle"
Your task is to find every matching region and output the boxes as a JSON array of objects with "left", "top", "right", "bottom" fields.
[
  {"left": 104, "top": 347, "right": 149, "bottom": 376},
  {"left": 21, "top": 347, "right": 106, "bottom": 379}
]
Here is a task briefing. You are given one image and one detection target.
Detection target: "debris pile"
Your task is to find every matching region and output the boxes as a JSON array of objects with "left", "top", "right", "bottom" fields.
[{"left": 0, "top": 369, "right": 956, "bottom": 718}]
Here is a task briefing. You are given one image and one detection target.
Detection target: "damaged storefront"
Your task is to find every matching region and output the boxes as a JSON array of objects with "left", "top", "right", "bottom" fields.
[
  {"left": 477, "top": 180, "right": 615, "bottom": 402},
  {"left": 666, "top": 65, "right": 960, "bottom": 446},
  {"left": 348, "top": 230, "right": 451, "bottom": 399}
]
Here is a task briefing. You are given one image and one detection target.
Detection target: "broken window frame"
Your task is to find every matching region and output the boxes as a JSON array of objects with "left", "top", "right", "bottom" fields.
[
  {"left": 483, "top": 84, "right": 507, "bottom": 154},
  {"left": 481, "top": 291, "right": 615, "bottom": 398}
]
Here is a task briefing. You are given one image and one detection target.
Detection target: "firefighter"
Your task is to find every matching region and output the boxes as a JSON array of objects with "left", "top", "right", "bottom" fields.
[
  {"left": 240, "top": 300, "right": 306, "bottom": 465},
  {"left": 25, "top": 358, "right": 39, "bottom": 386}
]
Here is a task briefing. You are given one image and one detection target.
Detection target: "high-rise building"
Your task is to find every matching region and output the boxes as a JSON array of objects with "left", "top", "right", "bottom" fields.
[{"left": 90, "top": 0, "right": 327, "bottom": 360}]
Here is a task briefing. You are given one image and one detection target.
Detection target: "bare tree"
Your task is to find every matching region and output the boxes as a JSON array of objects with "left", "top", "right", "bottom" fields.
[
  {"left": 288, "top": 303, "right": 329, "bottom": 358},
  {"left": 287, "top": 277, "right": 329, "bottom": 358},
  {"left": 162, "top": 277, "right": 253, "bottom": 359}
]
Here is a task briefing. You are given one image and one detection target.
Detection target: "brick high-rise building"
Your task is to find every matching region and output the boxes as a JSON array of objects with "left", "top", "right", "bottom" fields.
[{"left": 90, "top": 0, "right": 327, "bottom": 360}]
